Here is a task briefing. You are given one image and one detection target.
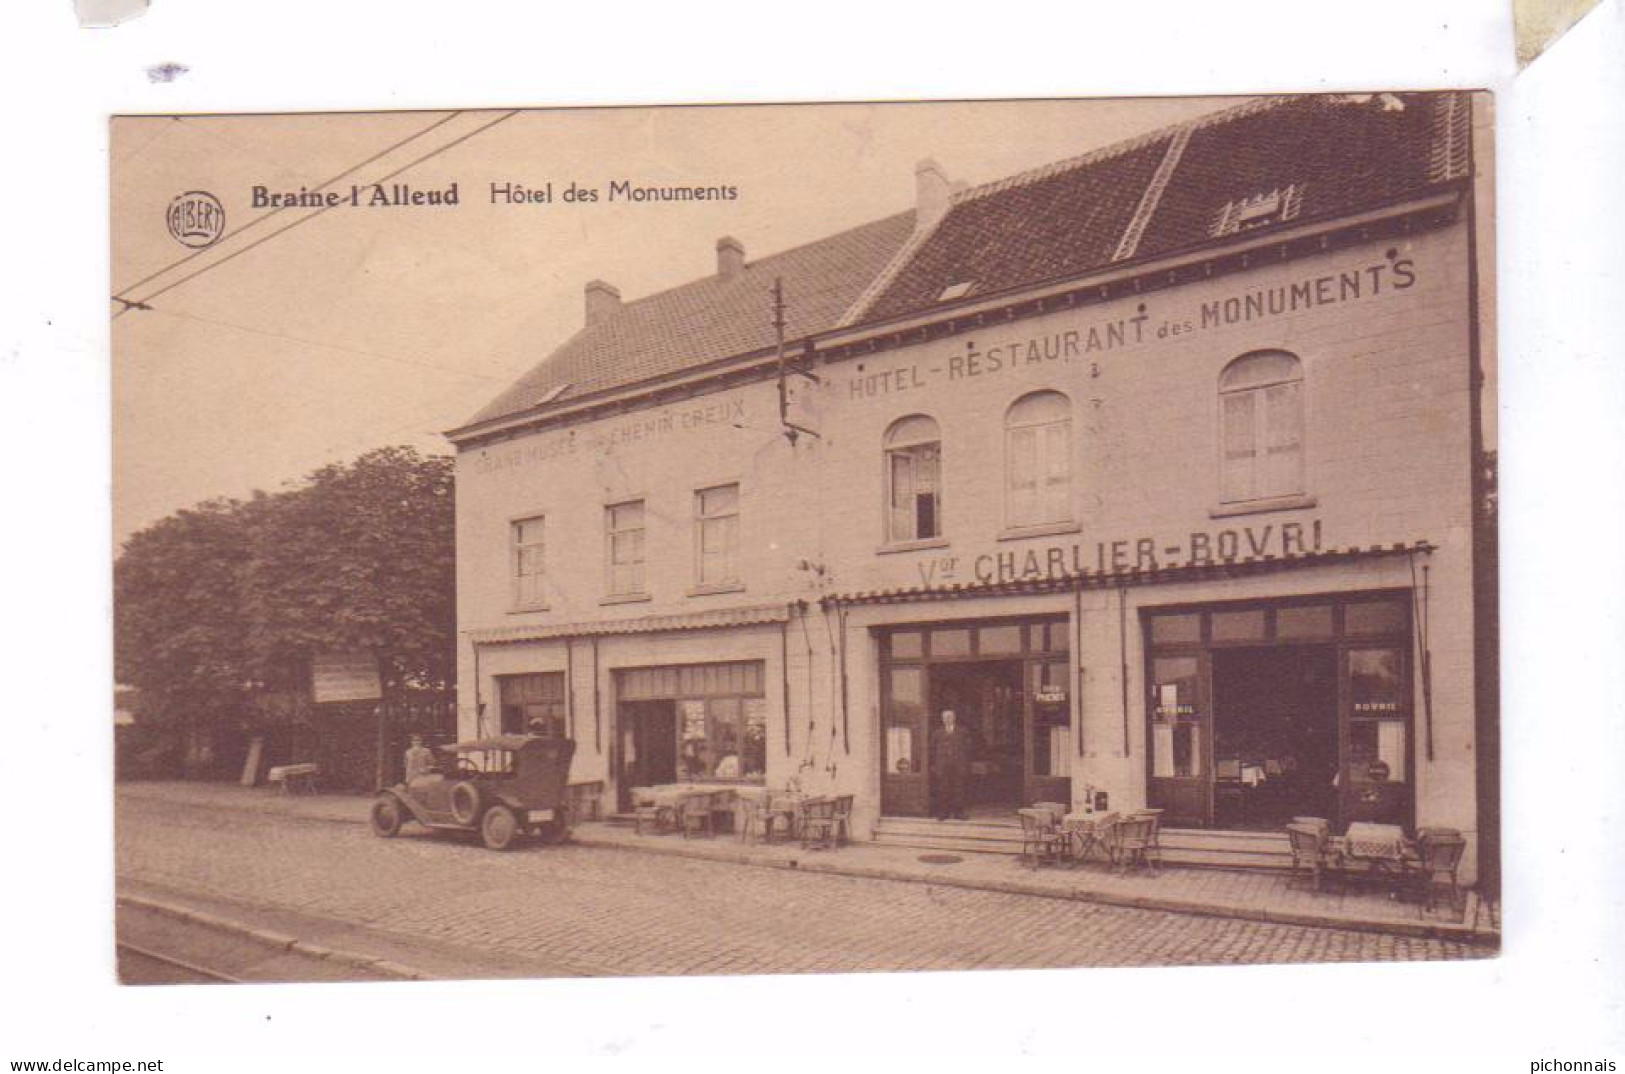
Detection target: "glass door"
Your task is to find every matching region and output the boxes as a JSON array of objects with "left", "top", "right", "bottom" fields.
[
  {"left": 880, "top": 664, "right": 929, "bottom": 816},
  {"left": 1147, "top": 653, "right": 1211, "bottom": 826},
  {"left": 1341, "top": 646, "right": 1411, "bottom": 827}
]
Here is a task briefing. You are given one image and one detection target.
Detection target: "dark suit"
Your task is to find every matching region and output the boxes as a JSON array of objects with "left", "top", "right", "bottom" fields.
[{"left": 932, "top": 723, "right": 972, "bottom": 820}]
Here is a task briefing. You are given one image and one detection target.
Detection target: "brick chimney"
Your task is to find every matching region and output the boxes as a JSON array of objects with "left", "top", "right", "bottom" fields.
[
  {"left": 584, "top": 279, "right": 621, "bottom": 326},
  {"left": 915, "top": 158, "right": 954, "bottom": 231},
  {"left": 716, "top": 236, "right": 745, "bottom": 279}
]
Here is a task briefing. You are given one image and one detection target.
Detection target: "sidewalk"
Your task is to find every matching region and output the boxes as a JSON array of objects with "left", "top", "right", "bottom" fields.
[{"left": 117, "top": 780, "right": 1500, "bottom": 944}]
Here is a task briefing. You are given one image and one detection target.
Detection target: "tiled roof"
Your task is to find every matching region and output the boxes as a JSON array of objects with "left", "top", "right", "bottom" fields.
[
  {"left": 461, "top": 211, "right": 916, "bottom": 429},
  {"left": 463, "top": 93, "right": 1468, "bottom": 434},
  {"left": 860, "top": 92, "right": 1467, "bottom": 322}
]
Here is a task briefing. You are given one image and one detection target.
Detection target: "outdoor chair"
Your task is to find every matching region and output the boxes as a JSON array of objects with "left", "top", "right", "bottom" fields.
[
  {"left": 1017, "top": 807, "right": 1068, "bottom": 869},
  {"left": 1412, "top": 830, "right": 1467, "bottom": 913},
  {"left": 831, "top": 794, "right": 855, "bottom": 847},
  {"left": 1285, "top": 821, "right": 1337, "bottom": 892},
  {"left": 1032, "top": 801, "right": 1069, "bottom": 826},
  {"left": 1131, "top": 808, "right": 1164, "bottom": 870},
  {"left": 798, "top": 796, "right": 840, "bottom": 850},
  {"left": 632, "top": 788, "right": 672, "bottom": 836},
  {"left": 1112, "top": 814, "right": 1159, "bottom": 876},
  {"left": 679, "top": 791, "right": 722, "bottom": 839},
  {"left": 736, "top": 795, "right": 771, "bottom": 844}
]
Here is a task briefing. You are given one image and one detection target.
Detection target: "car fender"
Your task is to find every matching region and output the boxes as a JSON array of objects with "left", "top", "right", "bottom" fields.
[{"left": 381, "top": 786, "right": 434, "bottom": 827}]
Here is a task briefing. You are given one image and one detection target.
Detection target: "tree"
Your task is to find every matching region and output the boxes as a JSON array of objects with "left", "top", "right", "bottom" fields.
[
  {"left": 114, "top": 495, "right": 261, "bottom": 770},
  {"left": 114, "top": 447, "right": 457, "bottom": 777},
  {"left": 243, "top": 446, "right": 455, "bottom": 690}
]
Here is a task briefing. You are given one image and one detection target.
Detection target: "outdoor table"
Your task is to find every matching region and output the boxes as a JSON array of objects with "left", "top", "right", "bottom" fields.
[
  {"left": 1062, "top": 811, "right": 1119, "bottom": 867},
  {"left": 1331, "top": 822, "right": 1415, "bottom": 898}
]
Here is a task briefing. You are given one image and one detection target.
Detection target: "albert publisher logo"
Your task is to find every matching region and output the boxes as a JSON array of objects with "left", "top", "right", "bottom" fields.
[{"left": 165, "top": 190, "right": 225, "bottom": 248}]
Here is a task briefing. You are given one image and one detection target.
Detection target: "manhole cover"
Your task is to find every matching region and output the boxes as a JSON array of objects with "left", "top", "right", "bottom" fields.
[{"left": 917, "top": 853, "right": 963, "bottom": 864}]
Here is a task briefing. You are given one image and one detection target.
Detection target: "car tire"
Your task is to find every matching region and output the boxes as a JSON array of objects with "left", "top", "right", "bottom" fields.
[
  {"left": 481, "top": 805, "right": 520, "bottom": 851},
  {"left": 450, "top": 780, "right": 483, "bottom": 827},
  {"left": 370, "top": 795, "right": 403, "bottom": 838}
]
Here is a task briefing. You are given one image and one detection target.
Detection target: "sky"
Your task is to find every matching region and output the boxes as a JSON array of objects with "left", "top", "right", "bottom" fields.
[{"left": 110, "top": 97, "right": 1237, "bottom": 547}]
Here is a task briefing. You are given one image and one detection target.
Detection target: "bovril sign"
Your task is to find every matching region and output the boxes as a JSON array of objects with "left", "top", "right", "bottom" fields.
[{"left": 912, "top": 519, "right": 1326, "bottom": 588}]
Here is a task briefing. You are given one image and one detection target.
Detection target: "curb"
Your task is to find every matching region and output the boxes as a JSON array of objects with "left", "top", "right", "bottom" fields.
[
  {"left": 569, "top": 833, "right": 1502, "bottom": 947},
  {"left": 117, "top": 893, "right": 433, "bottom": 981},
  {"left": 122, "top": 788, "right": 1501, "bottom": 948}
]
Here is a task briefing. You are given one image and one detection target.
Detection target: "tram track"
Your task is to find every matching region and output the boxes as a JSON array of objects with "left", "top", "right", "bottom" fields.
[{"left": 116, "top": 940, "right": 245, "bottom": 985}]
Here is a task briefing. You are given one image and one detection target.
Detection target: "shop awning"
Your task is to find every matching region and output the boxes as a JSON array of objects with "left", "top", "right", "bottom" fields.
[
  {"left": 823, "top": 541, "right": 1436, "bottom": 607},
  {"left": 469, "top": 602, "right": 791, "bottom": 646}
]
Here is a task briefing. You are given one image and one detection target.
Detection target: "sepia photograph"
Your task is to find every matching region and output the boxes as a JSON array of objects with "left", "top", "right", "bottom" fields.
[{"left": 110, "top": 92, "right": 1502, "bottom": 985}]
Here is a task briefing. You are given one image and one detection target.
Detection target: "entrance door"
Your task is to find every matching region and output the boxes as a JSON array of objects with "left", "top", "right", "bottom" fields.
[
  {"left": 617, "top": 699, "right": 676, "bottom": 811},
  {"left": 881, "top": 665, "right": 929, "bottom": 816},
  {"left": 1210, "top": 646, "right": 1338, "bottom": 830},
  {"left": 929, "top": 661, "right": 1024, "bottom": 813},
  {"left": 1148, "top": 653, "right": 1211, "bottom": 826}
]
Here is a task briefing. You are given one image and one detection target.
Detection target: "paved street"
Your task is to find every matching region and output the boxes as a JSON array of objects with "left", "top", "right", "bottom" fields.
[{"left": 116, "top": 792, "right": 1487, "bottom": 977}]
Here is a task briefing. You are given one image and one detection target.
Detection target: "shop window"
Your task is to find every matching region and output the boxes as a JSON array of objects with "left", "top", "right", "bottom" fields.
[
  {"left": 1031, "top": 661, "right": 1072, "bottom": 778},
  {"left": 931, "top": 628, "right": 972, "bottom": 658},
  {"left": 676, "top": 696, "right": 767, "bottom": 781},
  {"left": 1348, "top": 648, "right": 1407, "bottom": 784},
  {"left": 511, "top": 515, "right": 547, "bottom": 609},
  {"left": 978, "top": 624, "right": 1023, "bottom": 656},
  {"left": 884, "top": 415, "right": 943, "bottom": 542},
  {"left": 889, "top": 631, "right": 924, "bottom": 659},
  {"left": 694, "top": 484, "right": 740, "bottom": 588},
  {"left": 1276, "top": 603, "right": 1334, "bottom": 639},
  {"left": 1150, "top": 612, "right": 1202, "bottom": 645},
  {"left": 605, "top": 500, "right": 647, "bottom": 597},
  {"left": 1005, "top": 391, "right": 1073, "bottom": 529},
  {"left": 1344, "top": 598, "right": 1407, "bottom": 636},
  {"left": 1218, "top": 350, "right": 1304, "bottom": 504},
  {"left": 885, "top": 666, "right": 926, "bottom": 775},
  {"left": 498, "top": 673, "right": 566, "bottom": 737},
  {"left": 1211, "top": 608, "right": 1266, "bottom": 642}
]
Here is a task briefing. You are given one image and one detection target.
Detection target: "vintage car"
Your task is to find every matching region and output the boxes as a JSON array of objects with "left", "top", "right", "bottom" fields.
[{"left": 370, "top": 735, "right": 576, "bottom": 850}]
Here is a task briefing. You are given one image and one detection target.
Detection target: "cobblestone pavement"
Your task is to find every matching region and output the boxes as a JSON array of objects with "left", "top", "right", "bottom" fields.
[{"left": 116, "top": 794, "right": 1488, "bottom": 976}]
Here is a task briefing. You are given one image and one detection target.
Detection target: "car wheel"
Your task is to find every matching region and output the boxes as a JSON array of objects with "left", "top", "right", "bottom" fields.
[
  {"left": 370, "top": 795, "right": 403, "bottom": 838},
  {"left": 481, "top": 805, "right": 520, "bottom": 851},
  {"left": 450, "top": 781, "right": 483, "bottom": 826}
]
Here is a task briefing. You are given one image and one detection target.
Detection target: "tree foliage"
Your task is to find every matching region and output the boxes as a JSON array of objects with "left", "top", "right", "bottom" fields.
[{"left": 114, "top": 447, "right": 456, "bottom": 724}]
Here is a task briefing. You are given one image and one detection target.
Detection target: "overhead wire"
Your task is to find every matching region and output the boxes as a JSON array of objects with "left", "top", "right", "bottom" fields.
[
  {"left": 115, "top": 110, "right": 518, "bottom": 317},
  {"left": 113, "top": 111, "right": 462, "bottom": 308}
]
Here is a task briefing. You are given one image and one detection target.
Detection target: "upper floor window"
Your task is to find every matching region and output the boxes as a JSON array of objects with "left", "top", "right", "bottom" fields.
[
  {"left": 694, "top": 483, "right": 741, "bottom": 588},
  {"left": 606, "top": 500, "right": 646, "bottom": 597},
  {"left": 512, "top": 515, "right": 547, "bottom": 608},
  {"left": 885, "top": 414, "right": 942, "bottom": 543},
  {"left": 1219, "top": 350, "right": 1304, "bottom": 504},
  {"left": 1005, "top": 391, "right": 1073, "bottom": 529}
]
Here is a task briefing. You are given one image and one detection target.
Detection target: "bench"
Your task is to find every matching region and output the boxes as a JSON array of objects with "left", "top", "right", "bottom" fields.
[{"left": 266, "top": 762, "right": 319, "bottom": 795}]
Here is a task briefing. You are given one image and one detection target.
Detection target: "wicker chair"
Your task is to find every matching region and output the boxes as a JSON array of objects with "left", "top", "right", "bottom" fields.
[
  {"left": 1130, "top": 808, "right": 1164, "bottom": 870},
  {"left": 632, "top": 788, "right": 673, "bottom": 836},
  {"left": 798, "top": 796, "right": 840, "bottom": 850},
  {"left": 1017, "top": 807, "right": 1068, "bottom": 869},
  {"left": 1413, "top": 830, "right": 1467, "bottom": 912},
  {"left": 1112, "top": 814, "right": 1159, "bottom": 876},
  {"left": 1285, "top": 821, "right": 1335, "bottom": 891},
  {"left": 679, "top": 791, "right": 722, "bottom": 839}
]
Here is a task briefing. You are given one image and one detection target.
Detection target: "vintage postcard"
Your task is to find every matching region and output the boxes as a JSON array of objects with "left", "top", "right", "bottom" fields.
[{"left": 111, "top": 95, "right": 1498, "bottom": 984}]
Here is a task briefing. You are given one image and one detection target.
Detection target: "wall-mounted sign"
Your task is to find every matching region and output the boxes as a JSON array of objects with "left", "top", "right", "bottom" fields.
[
  {"left": 1035, "top": 685, "right": 1067, "bottom": 706},
  {"left": 311, "top": 652, "right": 381, "bottom": 704}
]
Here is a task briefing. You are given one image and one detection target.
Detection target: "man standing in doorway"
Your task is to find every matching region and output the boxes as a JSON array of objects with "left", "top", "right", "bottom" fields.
[{"left": 932, "top": 708, "right": 971, "bottom": 821}]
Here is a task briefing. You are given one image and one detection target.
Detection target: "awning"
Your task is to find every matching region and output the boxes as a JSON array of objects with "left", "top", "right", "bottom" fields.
[
  {"left": 469, "top": 602, "right": 791, "bottom": 646},
  {"left": 823, "top": 542, "right": 1435, "bottom": 607}
]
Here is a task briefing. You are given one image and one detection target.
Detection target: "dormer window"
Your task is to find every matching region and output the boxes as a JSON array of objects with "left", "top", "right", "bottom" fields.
[
  {"left": 937, "top": 281, "right": 976, "bottom": 302},
  {"left": 1211, "top": 184, "right": 1303, "bottom": 238}
]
